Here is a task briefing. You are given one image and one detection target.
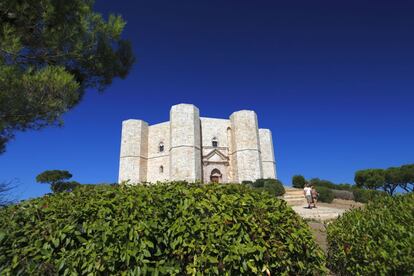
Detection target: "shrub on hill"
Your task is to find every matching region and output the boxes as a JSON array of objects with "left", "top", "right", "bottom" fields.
[
  {"left": 327, "top": 193, "right": 414, "bottom": 275},
  {"left": 352, "top": 188, "right": 387, "bottom": 203},
  {"left": 241, "top": 180, "right": 253, "bottom": 186},
  {"left": 251, "top": 178, "right": 266, "bottom": 188},
  {"left": 331, "top": 189, "right": 354, "bottom": 201},
  {"left": 263, "top": 179, "right": 285, "bottom": 196},
  {"left": 292, "top": 175, "right": 306, "bottom": 189},
  {"left": 310, "top": 178, "right": 353, "bottom": 191},
  {"left": 316, "top": 186, "right": 334, "bottom": 203},
  {"left": 0, "top": 183, "right": 326, "bottom": 275}
]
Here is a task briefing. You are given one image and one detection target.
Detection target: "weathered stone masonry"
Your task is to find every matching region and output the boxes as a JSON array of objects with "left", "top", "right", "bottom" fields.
[{"left": 119, "top": 103, "right": 277, "bottom": 184}]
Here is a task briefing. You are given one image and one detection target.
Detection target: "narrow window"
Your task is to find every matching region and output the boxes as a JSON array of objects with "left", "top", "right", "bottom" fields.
[
  {"left": 159, "top": 142, "right": 164, "bottom": 152},
  {"left": 212, "top": 137, "right": 218, "bottom": 147},
  {"left": 159, "top": 165, "right": 164, "bottom": 173}
]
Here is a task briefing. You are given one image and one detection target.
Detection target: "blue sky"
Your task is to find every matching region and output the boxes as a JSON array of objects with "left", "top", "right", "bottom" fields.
[{"left": 1, "top": 0, "right": 414, "bottom": 200}]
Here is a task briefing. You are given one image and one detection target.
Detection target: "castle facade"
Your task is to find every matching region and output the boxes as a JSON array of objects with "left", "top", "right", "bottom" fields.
[{"left": 118, "top": 104, "right": 277, "bottom": 184}]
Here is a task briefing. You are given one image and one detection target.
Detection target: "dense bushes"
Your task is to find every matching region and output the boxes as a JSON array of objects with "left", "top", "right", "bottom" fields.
[
  {"left": 315, "top": 186, "right": 334, "bottom": 203},
  {"left": 310, "top": 178, "right": 353, "bottom": 191},
  {"left": 0, "top": 183, "right": 326, "bottom": 275},
  {"left": 307, "top": 178, "right": 384, "bottom": 203},
  {"left": 292, "top": 175, "right": 306, "bottom": 189},
  {"left": 331, "top": 189, "right": 354, "bottom": 201},
  {"left": 327, "top": 193, "right": 414, "bottom": 275},
  {"left": 352, "top": 188, "right": 387, "bottom": 203},
  {"left": 250, "top": 178, "right": 285, "bottom": 196},
  {"left": 263, "top": 179, "right": 285, "bottom": 196}
]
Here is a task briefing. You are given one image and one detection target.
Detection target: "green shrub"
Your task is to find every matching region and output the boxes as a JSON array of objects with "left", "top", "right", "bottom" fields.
[
  {"left": 241, "top": 180, "right": 253, "bottom": 186},
  {"left": 292, "top": 175, "right": 306, "bottom": 189},
  {"left": 352, "top": 188, "right": 386, "bottom": 203},
  {"left": 252, "top": 178, "right": 266, "bottom": 188},
  {"left": 315, "top": 187, "right": 334, "bottom": 203},
  {"left": 311, "top": 178, "right": 354, "bottom": 191},
  {"left": 327, "top": 193, "right": 414, "bottom": 275},
  {"left": 0, "top": 183, "right": 326, "bottom": 275},
  {"left": 331, "top": 189, "right": 354, "bottom": 201},
  {"left": 51, "top": 181, "right": 81, "bottom": 193},
  {"left": 263, "top": 179, "right": 285, "bottom": 196}
]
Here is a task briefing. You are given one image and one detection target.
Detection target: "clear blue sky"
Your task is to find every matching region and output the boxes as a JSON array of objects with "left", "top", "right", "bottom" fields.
[{"left": 1, "top": 0, "right": 414, "bottom": 200}]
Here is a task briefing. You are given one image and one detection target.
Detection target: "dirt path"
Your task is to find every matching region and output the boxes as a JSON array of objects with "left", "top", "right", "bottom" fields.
[
  {"left": 294, "top": 200, "right": 364, "bottom": 254},
  {"left": 307, "top": 221, "right": 328, "bottom": 253}
]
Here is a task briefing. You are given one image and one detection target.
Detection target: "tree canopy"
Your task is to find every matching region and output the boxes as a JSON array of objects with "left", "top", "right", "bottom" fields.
[
  {"left": 355, "top": 164, "right": 414, "bottom": 195},
  {"left": 36, "top": 170, "right": 72, "bottom": 185},
  {"left": 292, "top": 175, "right": 306, "bottom": 188},
  {"left": 0, "top": 0, "right": 135, "bottom": 153},
  {"left": 36, "top": 170, "right": 80, "bottom": 193}
]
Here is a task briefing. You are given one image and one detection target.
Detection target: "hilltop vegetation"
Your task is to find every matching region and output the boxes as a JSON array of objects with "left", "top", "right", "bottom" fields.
[
  {"left": 327, "top": 193, "right": 414, "bottom": 275},
  {"left": 0, "top": 183, "right": 326, "bottom": 275}
]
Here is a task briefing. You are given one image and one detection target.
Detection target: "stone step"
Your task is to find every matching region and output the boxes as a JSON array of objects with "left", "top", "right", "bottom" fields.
[
  {"left": 282, "top": 187, "right": 307, "bottom": 206},
  {"left": 285, "top": 200, "right": 307, "bottom": 206},
  {"left": 283, "top": 195, "right": 305, "bottom": 200}
]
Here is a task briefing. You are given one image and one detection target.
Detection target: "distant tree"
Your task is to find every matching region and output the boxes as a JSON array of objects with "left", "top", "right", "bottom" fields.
[
  {"left": 36, "top": 170, "right": 78, "bottom": 193},
  {"left": 354, "top": 169, "right": 385, "bottom": 191},
  {"left": 36, "top": 170, "right": 72, "bottom": 186},
  {"left": 51, "top": 181, "right": 80, "bottom": 193},
  {"left": 355, "top": 168, "right": 402, "bottom": 195},
  {"left": 292, "top": 175, "right": 306, "bottom": 188},
  {"left": 400, "top": 164, "right": 414, "bottom": 192},
  {"left": 309, "top": 178, "right": 336, "bottom": 189},
  {"left": 0, "top": 181, "right": 15, "bottom": 207},
  {"left": 384, "top": 167, "right": 403, "bottom": 196},
  {"left": 0, "top": 0, "right": 135, "bottom": 153}
]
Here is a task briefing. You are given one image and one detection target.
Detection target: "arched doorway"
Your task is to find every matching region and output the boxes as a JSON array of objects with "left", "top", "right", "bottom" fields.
[{"left": 210, "top": 169, "right": 222, "bottom": 183}]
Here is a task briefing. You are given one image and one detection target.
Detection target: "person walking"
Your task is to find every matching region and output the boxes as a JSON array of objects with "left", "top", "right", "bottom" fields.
[
  {"left": 311, "top": 185, "right": 318, "bottom": 208},
  {"left": 303, "top": 184, "right": 313, "bottom": 209}
]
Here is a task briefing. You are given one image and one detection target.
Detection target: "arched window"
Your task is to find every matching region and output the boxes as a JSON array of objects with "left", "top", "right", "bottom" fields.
[
  {"left": 159, "top": 165, "right": 164, "bottom": 173},
  {"left": 212, "top": 137, "right": 218, "bottom": 147},
  {"left": 210, "top": 168, "right": 222, "bottom": 183},
  {"left": 159, "top": 142, "right": 164, "bottom": 152}
]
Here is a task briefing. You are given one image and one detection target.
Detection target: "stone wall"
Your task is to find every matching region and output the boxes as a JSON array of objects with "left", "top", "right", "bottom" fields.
[
  {"left": 259, "top": 128, "right": 277, "bottom": 179},
  {"left": 147, "top": 122, "right": 170, "bottom": 182},
  {"left": 119, "top": 104, "right": 277, "bottom": 184},
  {"left": 230, "top": 110, "right": 263, "bottom": 182},
  {"left": 169, "top": 104, "right": 202, "bottom": 182},
  {"left": 118, "top": 120, "right": 148, "bottom": 184},
  {"left": 200, "top": 117, "right": 231, "bottom": 182}
]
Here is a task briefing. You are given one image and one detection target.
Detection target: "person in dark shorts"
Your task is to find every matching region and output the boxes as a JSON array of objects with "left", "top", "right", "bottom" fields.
[{"left": 311, "top": 185, "right": 319, "bottom": 208}]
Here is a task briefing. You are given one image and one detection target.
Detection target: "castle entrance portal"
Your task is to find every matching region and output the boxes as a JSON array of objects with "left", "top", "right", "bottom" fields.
[{"left": 210, "top": 169, "right": 222, "bottom": 183}]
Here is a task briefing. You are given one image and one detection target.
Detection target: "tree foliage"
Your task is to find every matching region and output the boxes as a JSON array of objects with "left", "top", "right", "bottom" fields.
[
  {"left": 36, "top": 170, "right": 72, "bottom": 185},
  {"left": 36, "top": 170, "right": 79, "bottom": 193},
  {"left": 0, "top": 181, "right": 15, "bottom": 207},
  {"left": 262, "top": 179, "right": 285, "bottom": 196},
  {"left": 51, "top": 181, "right": 80, "bottom": 193},
  {"left": 0, "top": 183, "right": 327, "bottom": 275},
  {"left": 355, "top": 164, "right": 414, "bottom": 195},
  {"left": 292, "top": 175, "right": 306, "bottom": 188},
  {"left": 0, "top": 0, "right": 135, "bottom": 153}
]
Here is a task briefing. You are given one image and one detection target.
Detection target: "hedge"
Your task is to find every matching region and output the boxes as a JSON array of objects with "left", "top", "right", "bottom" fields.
[
  {"left": 292, "top": 175, "right": 306, "bottom": 189},
  {"left": 310, "top": 179, "right": 353, "bottom": 191},
  {"left": 352, "top": 188, "right": 387, "bottom": 203},
  {"left": 315, "top": 186, "right": 334, "bottom": 203},
  {"left": 327, "top": 193, "right": 414, "bottom": 275},
  {"left": 263, "top": 179, "right": 285, "bottom": 196},
  {"left": 331, "top": 189, "right": 354, "bottom": 201},
  {"left": 0, "top": 183, "right": 326, "bottom": 275}
]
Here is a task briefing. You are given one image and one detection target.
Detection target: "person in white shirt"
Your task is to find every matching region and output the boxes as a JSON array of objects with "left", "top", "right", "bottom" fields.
[{"left": 303, "top": 184, "right": 313, "bottom": 209}]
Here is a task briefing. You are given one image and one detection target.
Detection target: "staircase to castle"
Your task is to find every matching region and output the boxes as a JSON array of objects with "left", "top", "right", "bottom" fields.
[{"left": 282, "top": 187, "right": 307, "bottom": 206}]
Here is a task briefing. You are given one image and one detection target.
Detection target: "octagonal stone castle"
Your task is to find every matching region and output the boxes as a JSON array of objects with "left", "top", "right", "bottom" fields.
[{"left": 118, "top": 104, "right": 277, "bottom": 184}]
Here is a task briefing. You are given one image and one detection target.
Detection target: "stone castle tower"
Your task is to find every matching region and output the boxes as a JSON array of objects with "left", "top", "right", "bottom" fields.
[{"left": 119, "top": 104, "right": 277, "bottom": 184}]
